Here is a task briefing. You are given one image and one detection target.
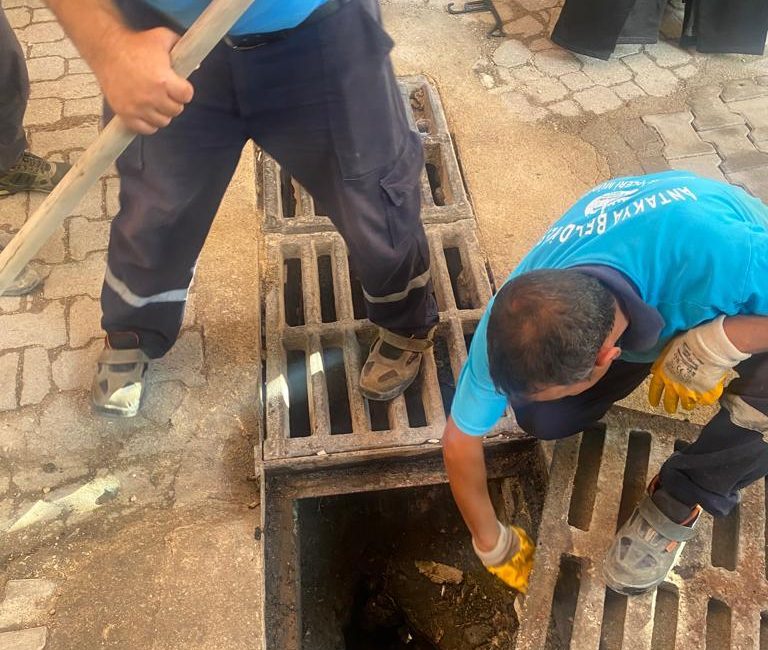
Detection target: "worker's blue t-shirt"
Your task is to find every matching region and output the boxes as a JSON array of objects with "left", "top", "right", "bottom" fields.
[
  {"left": 142, "top": 0, "right": 329, "bottom": 35},
  {"left": 452, "top": 171, "right": 768, "bottom": 436}
]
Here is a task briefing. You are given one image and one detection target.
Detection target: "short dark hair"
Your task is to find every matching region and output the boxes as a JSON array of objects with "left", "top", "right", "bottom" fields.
[{"left": 487, "top": 269, "right": 616, "bottom": 400}]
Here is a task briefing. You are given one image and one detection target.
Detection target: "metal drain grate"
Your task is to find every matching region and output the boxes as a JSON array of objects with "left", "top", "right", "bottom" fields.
[
  {"left": 259, "top": 75, "right": 473, "bottom": 235},
  {"left": 262, "top": 221, "right": 515, "bottom": 462},
  {"left": 516, "top": 408, "right": 768, "bottom": 650}
]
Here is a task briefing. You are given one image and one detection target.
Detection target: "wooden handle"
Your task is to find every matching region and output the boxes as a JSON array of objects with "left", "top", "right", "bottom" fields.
[{"left": 0, "top": 0, "right": 255, "bottom": 294}]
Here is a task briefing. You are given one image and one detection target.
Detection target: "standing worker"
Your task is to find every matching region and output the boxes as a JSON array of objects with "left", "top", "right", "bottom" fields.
[
  {"left": 443, "top": 171, "right": 768, "bottom": 595},
  {"left": 44, "top": 0, "right": 438, "bottom": 417},
  {"left": 0, "top": 7, "right": 70, "bottom": 296}
]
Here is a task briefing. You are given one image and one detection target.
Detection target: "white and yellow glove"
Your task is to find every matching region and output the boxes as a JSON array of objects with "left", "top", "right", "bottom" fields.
[
  {"left": 473, "top": 520, "right": 535, "bottom": 594},
  {"left": 649, "top": 315, "right": 750, "bottom": 414}
]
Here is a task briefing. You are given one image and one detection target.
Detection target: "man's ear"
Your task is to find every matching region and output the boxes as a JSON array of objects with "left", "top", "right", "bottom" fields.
[{"left": 595, "top": 344, "right": 621, "bottom": 368}]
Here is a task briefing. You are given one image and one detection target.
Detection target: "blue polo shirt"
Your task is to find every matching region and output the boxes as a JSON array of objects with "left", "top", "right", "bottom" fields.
[
  {"left": 452, "top": 171, "right": 768, "bottom": 436},
  {"left": 142, "top": 0, "right": 329, "bottom": 35}
]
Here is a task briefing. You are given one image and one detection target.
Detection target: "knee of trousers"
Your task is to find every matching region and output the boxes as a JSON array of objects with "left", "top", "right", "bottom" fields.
[
  {"left": 515, "top": 409, "right": 589, "bottom": 441},
  {"left": 720, "top": 393, "right": 768, "bottom": 440}
]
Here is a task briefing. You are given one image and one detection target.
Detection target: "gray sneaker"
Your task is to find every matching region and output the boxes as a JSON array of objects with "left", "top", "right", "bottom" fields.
[
  {"left": 0, "top": 242, "right": 41, "bottom": 296},
  {"left": 91, "top": 333, "right": 150, "bottom": 418},
  {"left": 0, "top": 151, "right": 70, "bottom": 196}
]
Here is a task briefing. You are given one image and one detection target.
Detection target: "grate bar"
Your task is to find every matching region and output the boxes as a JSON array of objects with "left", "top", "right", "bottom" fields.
[{"left": 620, "top": 591, "right": 656, "bottom": 650}]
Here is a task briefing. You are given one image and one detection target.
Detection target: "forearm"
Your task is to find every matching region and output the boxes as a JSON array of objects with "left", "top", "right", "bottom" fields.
[
  {"left": 723, "top": 316, "right": 768, "bottom": 355},
  {"left": 442, "top": 417, "right": 499, "bottom": 550}
]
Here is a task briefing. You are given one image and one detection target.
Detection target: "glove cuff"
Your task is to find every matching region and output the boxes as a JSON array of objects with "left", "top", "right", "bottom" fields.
[
  {"left": 473, "top": 520, "right": 520, "bottom": 567},
  {"left": 694, "top": 315, "right": 751, "bottom": 367}
]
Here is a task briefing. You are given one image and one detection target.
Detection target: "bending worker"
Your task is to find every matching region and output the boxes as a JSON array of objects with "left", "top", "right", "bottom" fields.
[
  {"left": 45, "top": 0, "right": 437, "bottom": 416},
  {"left": 444, "top": 171, "right": 768, "bottom": 595}
]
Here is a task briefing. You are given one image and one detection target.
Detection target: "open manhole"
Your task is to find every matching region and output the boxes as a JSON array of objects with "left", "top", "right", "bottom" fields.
[{"left": 260, "top": 439, "right": 547, "bottom": 650}]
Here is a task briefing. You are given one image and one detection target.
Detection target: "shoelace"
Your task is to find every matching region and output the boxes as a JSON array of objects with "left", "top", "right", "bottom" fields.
[{"left": 11, "top": 152, "right": 50, "bottom": 176}]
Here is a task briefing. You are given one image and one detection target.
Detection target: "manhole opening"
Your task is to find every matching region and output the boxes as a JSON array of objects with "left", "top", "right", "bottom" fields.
[
  {"left": 424, "top": 143, "right": 452, "bottom": 208},
  {"left": 568, "top": 427, "right": 606, "bottom": 531},
  {"left": 409, "top": 86, "right": 435, "bottom": 136},
  {"left": 600, "top": 588, "right": 628, "bottom": 650},
  {"left": 317, "top": 254, "right": 338, "bottom": 323},
  {"left": 366, "top": 397, "right": 390, "bottom": 432},
  {"left": 760, "top": 611, "right": 768, "bottom": 649},
  {"left": 546, "top": 555, "right": 582, "bottom": 649},
  {"left": 298, "top": 481, "right": 522, "bottom": 650},
  {"left": 286, "top": 348, "right": 311, "bottom": 438},
  {"left": 651, "top": 583, "right": 679, "bottom": 650},
  {"left": 443, "top": 246, "right": 477, "bottom": 310},
  {"left": 284, "top": 257, "right": 304, "bottom": 326},
  {"left": 348, "top": 257, "right": 367, "bottom": 321},
  {"left": 616, "top": 430, "right": 651, "bottom": 531},
  {"left": 323, "top": 345, "right": 353, "bottom": 435},
  {"left": 280, "top": 167, "right": 299, "bottom": 219},
  {"left": 712, "top": 501, "right": 740, "bottom": 571},
  {"left": 705, "top": 598, "right": 731, "bottom": 650}
]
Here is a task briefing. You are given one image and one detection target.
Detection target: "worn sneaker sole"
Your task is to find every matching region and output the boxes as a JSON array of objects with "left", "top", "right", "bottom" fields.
[{"left": 359, "top": 369, "right": 420, "bottom": 402}]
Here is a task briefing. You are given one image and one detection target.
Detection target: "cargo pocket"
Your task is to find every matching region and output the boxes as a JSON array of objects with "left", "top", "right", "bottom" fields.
[{"left": 380, "top": 131, "right": 425, "bottom": 248}]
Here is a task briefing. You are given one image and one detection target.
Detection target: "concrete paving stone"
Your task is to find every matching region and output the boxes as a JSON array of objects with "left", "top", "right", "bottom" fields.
[
  {"left": 68, "top": 296, "right": 102, "bottom": 348},
  {"left": 18, "top": 21, "right": 64, "bottom": 44},
  {"left": 63, "top": 95, "right": 102, "bottom": 118},
  {"left": 0, "top": 193, "right": 28, "bottom": 230},
  {"left": 549, "top": 99, "right": 581, "bottom": 117},
  {"left": 580, "top": 59, "right": 633, "bottom": 86},
  {"left": 669, "top": 153, "right": 728, "bottom": 182},
  {"left": 68, "top": 216, "right": 109, "bottom": 261},
  {"left": 507, "top": 63, "right": 544, "bottom": 83},
  {"left": 699, "top": 124, "right": 768, "bottom": 173},
  {"left": 0, "top": 627, "right": 47, "bottom": 650},
  {"left": 499, "top": 91, "right": 548, "bottom": 121},
  {"left": 560, "top": 71, "right": 593, "bottom": 91},
  {"left": 728, "top": 166, "right": 768, "bottom": 203},
  {"left": 30, "top": 122, "right": 99, "bottom": 157},
  {"left": 23, "top": 97, "right": 62, "bottom": 125},
  {"left": 521, "top": 76, "right": 568, "bottom": 103},
  {"left": 105, "top": 178, "right": 120, "bottom": 217},
  {"left": 727, "top": 97, "right": 768, "bottom": 143},
  {"left": 152, "top": 329, "right": 206, "bottom": 387},
  {"left": 5, "top": 7, "right": 30, "bottom": 28},
  {"left": 35, "top": 392, "right": 106, "bottom": 461},
  {"left": 640, "top": 155, "right": 670, "bottom": 173},
  {"left": 29, "top": 73, "right": 100, "bottom": 101},
  {"left": 572, "top": 86, "right": 623, "bottom": 114},
  {"left": 689, "top": 85, "right": 747, "bottom": 131},
  {"left": 67, "top": 181, "right": 104, "bottom": 220},
  {"left": 21, "top": 346, "right": 52, "bottom": 407},
  {"left": 516, "top": 0, "right": 559, "bottom": 9},
  {"left": 0, "top": 303, "right": 67, "bottom": 350},
  {"left": 66, "top": 58, "right": 93, "bottom": 75},
  {"left": 137, "top": 380, "right": 187, "bottom": 428},
  {"left": 620, "top": 119, "right": 664, "bottom": 156},
  {"left": 643, "top": 111, "right": 716, "bottom": 159},
  {"left": 721, "top": 78, "right": 768, "bottom": 102},
  {"left": 528, "top": 37, "right": 554, "bottom": 51},
  {"left": 613, "top": 80, "right": 645, "bottom": 101},
  {"left": 31, "top": 7, "right": 55, "bottom": 22},
  {"left": 503, "top": 15, "right": 543, "bottom": 37},
  {"left": 532, "top": 48, "right": 580, "bottom": 76},
  {"left": 492, "top": 39, "right": 533, "bottom": 67},
  {"left": 28, "top": 38, "right": 79, "bottom": 59},
  {"left": 673, "top": 63, "right": 698, "bottom": 79},
  {"left": 0, "top": 352, "right": 20, "bottom": 412},
  {"left": 0, "top": 296, "right": 22, "bottom": 315},
  {"left": 623, "top": 53, "right": 679, "bottom": 96},
  {"left": 51, "top": 339, "right": 102, "bottom": 392},
  {"left": 478, "top": 73, "right": 495, "bottom": 89},
  {"left": 645, "top": 39, "right": 692, "bottom": 67},
  {"left": 36, "top": 227, "right": 65, "bottom": 264},
  {"left": 43, "top": 253, "right": 105, "bottom": 300},
  {"left": 0, "top": 578, "right": 56, "bottom": 629},
  {"left": 612, "top": 43, "right": 643, "bottom": 57},
  {"left": 25, "top": 55, "right": 65, "bottom": 82}
]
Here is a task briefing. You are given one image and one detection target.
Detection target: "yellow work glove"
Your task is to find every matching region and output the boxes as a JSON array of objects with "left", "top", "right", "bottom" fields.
[
  {"left": 473, "top": 521, "right": 535, "bottom": 594},
  {"left": 648, "top": 315, "right": 750, "bottom": 414}
]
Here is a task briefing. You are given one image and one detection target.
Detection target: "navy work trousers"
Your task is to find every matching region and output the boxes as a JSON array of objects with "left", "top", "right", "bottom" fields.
[
  {"left": 104, "top": 0, "right": 438, "bottom": 357},
  {"left": 0, "top": 8, "right": 28, "bottom": 172},
  {"left": 513, "top": 356, "right": 768, "bottom": 517}
]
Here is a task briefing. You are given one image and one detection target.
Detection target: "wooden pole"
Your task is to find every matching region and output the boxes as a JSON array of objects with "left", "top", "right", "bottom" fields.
[{"left": 0, "top": 0, "right": 255, "bottom": 294}]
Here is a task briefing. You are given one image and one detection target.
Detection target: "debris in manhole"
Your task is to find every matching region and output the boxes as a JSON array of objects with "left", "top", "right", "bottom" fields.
[{"left": 415, "top": 561, "right": 463, "bottom": 585}]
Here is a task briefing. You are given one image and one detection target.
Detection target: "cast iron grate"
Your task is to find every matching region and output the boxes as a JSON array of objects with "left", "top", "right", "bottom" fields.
[{"left": 517, "top": 410, "right": 768, "bottom": 650}]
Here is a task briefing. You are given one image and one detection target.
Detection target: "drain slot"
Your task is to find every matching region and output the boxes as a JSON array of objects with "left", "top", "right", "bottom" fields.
[
  {"left": 287, "top": 349, "right": 311, "bottom": 438},
  {"left": 600, "top": 589, "right": 627, "bottom": 650},
  {"left": 444, "top": 247, "right": 476, "bottom": 310},
  {"left": 711, "top": 502, "right": 740, "bottom": 571},
  {"left": 409, "top": 86, "right": 434, "bottom": 135},
  {"left": 366, "top": 399, "right": 390, "bottom": 431},
  {"left": 706, "top": 598, "right": 731, "bottom": 650},
  {"left": 348, "top": 258, "right": 367, "bottom": 320},
  {"left": 433, "top": 335, "right": 455, "bottom": 414},
  {"left": 761, "top": 612, "right": 768, "bottom": 649},
  {"left": 317, "top": 255, "right": 337, "bottom": 323},
  {"left": 616, "top": 431, "right": 651, "bottom": 531},
  {"left": 568, "top": 428, "right": 606, "bottom": 531},
  {"left": 424, "top": 143, "right": 452, "bottom": 208},
  {"left": 284, "top": 258, "right": 304, "bottom": 326},
  {"left": 651, "top": 584, "right": 679, "bottom": 649},
  {"left": 280, "top": 168, "right": 297, "bottom": 219},
  {"left": 323, "top": 346, "right": 352, "bottom": 435},
  {"left": 404, "top": 374, "right": 428, "bottom": 428},
  {"left": 546, "top": 555, "right": 581, "bottom": 648}
]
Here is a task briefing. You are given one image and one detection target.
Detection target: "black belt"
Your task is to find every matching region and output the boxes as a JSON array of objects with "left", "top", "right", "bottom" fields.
[{"left": 223, "top": 0, "right": 349, "bottom": 50}]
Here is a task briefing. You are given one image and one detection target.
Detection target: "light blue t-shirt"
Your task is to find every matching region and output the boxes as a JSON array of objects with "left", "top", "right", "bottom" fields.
[
  {"left": 142, "top": 0, "right": 329, "bottom": 35},
  {"left": 452, "top": 171, "right": 768, "bottom": 436}
]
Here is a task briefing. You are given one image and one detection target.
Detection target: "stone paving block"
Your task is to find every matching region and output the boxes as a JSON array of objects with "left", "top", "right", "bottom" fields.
[
  {"left": 516, "top": 0, "right": 559, "bottom": 9},
  {"left": 728, "top": 166, "right": 768, "bottom": 203},
  {"left": 528, "top": 37, "right": 554, "bottom": 52},
  {"left": 68, "top": 216, "right": 109, "bottom": 261},
  {"left": 25, "top": 55, "right": 65, "bottom": 82},
  {"left": 721, "top": 78, "right": 768, "bottom": 103},
  {"left": 613, "top": 80, "right": 645, "bottom": 101},
  {"left": 643, "top": 111, "right": 716, "bottom": 159},
  {"left": 0, "top": 193, "right": 28, "bottom": 230},
  {"left": 29, "top": 73, "right": 100, "bottom": 100},
  {"left": 66, "top": 57, "right": 92, "bottom": 75},
  {"left": 507, "top": 64, "right": 543, "bottom": 83},
  {"left": 63, "top": 95, "right": 102, "bottom": 118},
  {"left": 0, "top": 627, "right": 47, "bottom": 650},
  {"left": 28, "top": 38, "right": 79, "bottom": 59},
  {"left": 0, "top": 296, "right": 22, "bottom": 315},
  {"left": 29, "top": 122, "right": 99, "bottom": 157},
  {"left": 5, "top": 7, "right": 30, "bottom": 28},
  {"left": 23, "top": 97, "right": 62, "bottom": 125},
  {"left": 0, "top": 353, "right": 20, "bottom": 412},
  {"left": 0, "top": 578, "right": 56, "bottom": 629},
  {"left": 580, "top": 59, "right": 633, "bottom": 86},
  {"left": 36, "top": 227, "right": 65, "bottom": 264},
  {"left": 18, "top": 21, "right": 64, "bottom": 44},
  {"left": 68, "top": 296, "right": 102, "bottom": 348},
  {"left": 493, "top": 40, "right": 533, "bottom": 68},
  {"left": 105, "top": 177, "right": 120, "bottom": 216},
  {"left": 572, "top": 86, "right": 623, "bottom": 114},
  {"left": 21, "top": 347, "right": 52, "bottom": 407},
  {"left": 612, "top": 43, "right": 643, "bottom": 57},
  {"left": 673, "top": 64, "right": 698, "bottom": 80},
  {"left": 727, "top": 97, "right": 768, "bottom": 144},
  {"left": 560, "top": 71, "right": 593, "bottom": 91},
  {"left": 43, "top": 253, "right": 105, "bottom": 300},
  {"left": 623, "top": 53, "right": 679, "bottom": 97},
  {"left": 31, "top": 7, "right": 55, "bottom": 22},
  {"left": 698, "top": 124, "right": 768, "bottom": 174},
  {"left": 669, "top": 153, "right": 727, "bottom": 182},
  {"left": 503, "top": 15, "right": 543, "bottom": 37},
  {"left": 152, "top": 329, "right": 206, "bottom": 387},
  {"left": 532, "top": 49, "right": 581, "bottom": 76},
  {"left": 689, "top": 86, "right": 744, "bottom": 131},
  {"left": 0, "top": 303, "right": 67, "bottom": 350},
  {"left": 51, "top": 339, "right": 102, "bottom": 391},
  {"left": 645, "top": 39, "right": 692, "bottom": 67},
  {"left": 68, "top": 180, "right": 104, "bottom": 220},
  {"left": 522, "top": 76, "right": 568, "bottom": 103},
  {"left": 549, "top": 99, "right": 581, "bottom": 117},
  {"left": 501, "top": 91, "right": 548, "bottom": 121}
]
